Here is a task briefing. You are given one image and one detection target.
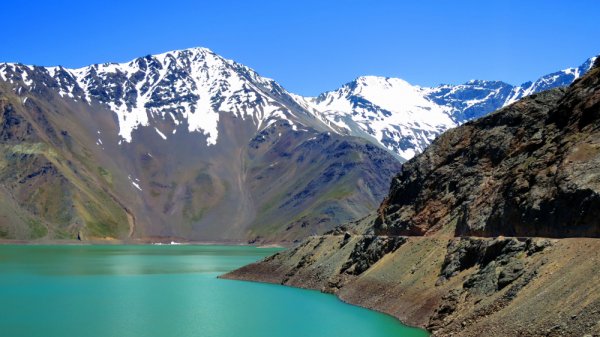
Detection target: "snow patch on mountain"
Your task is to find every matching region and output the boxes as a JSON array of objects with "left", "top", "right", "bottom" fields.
[{"left": 300, "top": 76, "right": 456, "bottom": 159}]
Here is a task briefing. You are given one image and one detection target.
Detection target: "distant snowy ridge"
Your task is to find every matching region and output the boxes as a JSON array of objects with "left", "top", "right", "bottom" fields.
[
  {"left": 0, "top": 48, "right": 596, "bottom": 160},
  {"left": 303, "top": 56, "right": 597, "bottom": 160},
  {"left": 298, "top": 76, "right": 456, "bottom": 159}
]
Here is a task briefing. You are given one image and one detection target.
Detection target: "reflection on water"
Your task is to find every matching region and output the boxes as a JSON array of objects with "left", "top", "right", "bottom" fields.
[{"left": 0, "top": 245, "right": 271, "bottom": 276}]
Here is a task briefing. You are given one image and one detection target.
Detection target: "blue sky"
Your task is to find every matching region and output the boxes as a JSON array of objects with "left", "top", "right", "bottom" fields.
[{"left": 3, "top": 0, "right": 599, "bottom": 95}]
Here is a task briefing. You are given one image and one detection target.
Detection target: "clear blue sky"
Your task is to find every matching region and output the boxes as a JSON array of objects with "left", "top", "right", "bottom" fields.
[{"left": 3, "top": 0, "right": 599, "bottom": 95}]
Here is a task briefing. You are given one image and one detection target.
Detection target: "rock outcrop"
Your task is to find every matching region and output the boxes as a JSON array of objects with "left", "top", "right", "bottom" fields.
[{"left": 375, "top": 60, "right": 600, "bottom": 238}]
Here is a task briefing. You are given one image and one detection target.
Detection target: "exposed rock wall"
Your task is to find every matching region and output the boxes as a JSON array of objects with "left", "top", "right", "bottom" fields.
[{"left": 374, "top": 63, "right": 600, "bottom": 238}]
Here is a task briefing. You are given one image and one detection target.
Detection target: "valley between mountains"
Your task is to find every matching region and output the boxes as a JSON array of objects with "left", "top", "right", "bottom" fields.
[{"left": 0, "top": 47, "right": 595, "bottom": 244}]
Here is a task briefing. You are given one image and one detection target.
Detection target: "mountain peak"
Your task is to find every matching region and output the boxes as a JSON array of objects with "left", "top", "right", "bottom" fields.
[
  {"left": 305, "top": 56, "right": 596, "bottom": 160},
  {"left": 1, "top": 46, "right": 311, "bottom": 145},
  {"left": 351, "top": 75, "right": 415, "bottom": 90}
]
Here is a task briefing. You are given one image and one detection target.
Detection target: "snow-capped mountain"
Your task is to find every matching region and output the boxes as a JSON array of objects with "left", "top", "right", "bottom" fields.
[
  {"left": 0, "top": 47, "right": 335, "bottom": 145},
  {"left": 0, "top": 48, "right": 399, "bottom": 243},
  {"left": 428, "top": 56, "right": 597, "bottom": 122},
  {"left": 300, "top": 76, "right": 456, "bottom": 159},
  {"left": 302, "top": 56, "right": 597, "bottom": 160}
]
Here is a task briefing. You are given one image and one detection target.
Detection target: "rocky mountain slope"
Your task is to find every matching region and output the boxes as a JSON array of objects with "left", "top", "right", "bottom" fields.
[
  {"left": 0, "top": 48, "right": 401, "bottom": 242},
  {"left": 375, "top": 64, "right": 600, "bottom": 238},
  {"left": 224, "top": 59, "right": 600, "bottom": 336}
]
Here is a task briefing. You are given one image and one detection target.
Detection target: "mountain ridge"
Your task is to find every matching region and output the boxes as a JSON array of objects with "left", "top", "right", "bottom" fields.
[
  {"left": 300, "top": 55, "right": 596, "bottom": 160},
  {"left": 0, "top": 48, "right": 596, "bottom": 242},
  {"left": 1, "top": 48, "right": 595, "bottom": 161}
]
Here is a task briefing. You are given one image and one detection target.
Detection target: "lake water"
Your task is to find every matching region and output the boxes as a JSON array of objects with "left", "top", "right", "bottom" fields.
[{"left": 0, "top": 245, "right": 428, "bottom": 337}]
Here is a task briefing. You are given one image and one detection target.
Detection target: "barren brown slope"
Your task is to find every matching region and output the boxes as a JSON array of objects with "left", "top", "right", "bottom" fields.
[
  {"left": 224, "top": 59, "right": 600, "bottom": 336},
  {"left": 0, "top": 81, "right": 132, "bottom": 240}
]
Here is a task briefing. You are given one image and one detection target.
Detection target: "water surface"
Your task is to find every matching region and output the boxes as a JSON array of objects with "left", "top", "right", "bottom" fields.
[{"left": 0, "top": 245, "right": 428, "bottom": 337}]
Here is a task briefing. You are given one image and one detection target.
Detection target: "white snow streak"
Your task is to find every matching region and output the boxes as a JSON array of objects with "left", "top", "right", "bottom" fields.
[{"left": 154, "top": 127, "right": 167, "bottom": 140}]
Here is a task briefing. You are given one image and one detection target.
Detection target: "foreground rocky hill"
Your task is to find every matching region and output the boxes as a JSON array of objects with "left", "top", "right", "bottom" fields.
[
  {"left": 224, "top": 59, "right": 600, "bottom": 336},
  {"left": 375, "top": 70, "right": 600, "bottom": 237}
]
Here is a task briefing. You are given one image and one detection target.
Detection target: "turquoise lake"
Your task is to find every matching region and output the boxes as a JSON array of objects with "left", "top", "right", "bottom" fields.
[{"left": 0, "top": 245, "right": 428, "bottom": 337}]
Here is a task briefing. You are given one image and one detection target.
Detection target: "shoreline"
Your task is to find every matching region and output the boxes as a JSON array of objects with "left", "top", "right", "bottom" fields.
[
  {"left": 222, "top": 234, "right": 600, "bottom": 336},
  {"left": 220, "top": 274, "right": 429, "bottom": 333}
]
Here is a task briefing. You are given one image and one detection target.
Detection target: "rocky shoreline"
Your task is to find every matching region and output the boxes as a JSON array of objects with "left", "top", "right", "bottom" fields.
[{"left": 223, "top": 228, "right": 600, "bottom": 336}]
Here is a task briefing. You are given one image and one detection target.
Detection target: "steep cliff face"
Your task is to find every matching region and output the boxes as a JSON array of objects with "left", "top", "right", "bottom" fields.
[
  {"left": 225, "top": 60, "right": 600, "bottom": 336},
  {"left": 375, "top": 60, "right": 600, "bottom": 238}
]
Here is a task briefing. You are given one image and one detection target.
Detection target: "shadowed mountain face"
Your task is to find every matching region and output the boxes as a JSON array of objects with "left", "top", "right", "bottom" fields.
[{"left": 375, "top": 59, "right": 600, "bottom": 238}]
